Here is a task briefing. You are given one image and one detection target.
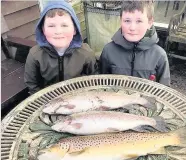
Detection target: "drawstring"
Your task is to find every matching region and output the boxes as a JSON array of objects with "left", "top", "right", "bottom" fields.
[{"left": 131, "top": 43, "right": 138, "bottom": 76}]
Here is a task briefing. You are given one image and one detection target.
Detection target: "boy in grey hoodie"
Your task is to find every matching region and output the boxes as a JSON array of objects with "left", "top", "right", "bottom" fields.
[
  {"left": 100, "top": 1, "right": 170, "bottom": 86},
  {"left": 24, "top": 1, "right": 97, "bottom": 94}
]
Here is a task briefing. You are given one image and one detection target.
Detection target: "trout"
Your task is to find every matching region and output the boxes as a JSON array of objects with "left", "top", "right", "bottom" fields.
[
  {"left": 43, "top": 92, "right": 156, "bottom": 115},
  {"left": 51, "top": 111, "right": 168, "bottom": 134},
  {"left": 37, "top": 127, "right": 186, "bottom": 160}
]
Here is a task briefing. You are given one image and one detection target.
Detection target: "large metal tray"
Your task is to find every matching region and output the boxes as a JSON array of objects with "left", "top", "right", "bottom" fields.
[{"left": 1, "top": 75, "right": 186, "bottom": 160}]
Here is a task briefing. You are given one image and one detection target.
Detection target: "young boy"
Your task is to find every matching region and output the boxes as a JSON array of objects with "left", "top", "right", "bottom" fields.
[
  {"left": 24, "top": 1, "right": 97, "bottom": 95},
  {"left": 99, "top": 1, "right": 170, "bottom": 86}
]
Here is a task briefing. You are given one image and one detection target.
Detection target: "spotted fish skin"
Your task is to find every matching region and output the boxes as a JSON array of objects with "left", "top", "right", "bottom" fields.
[
  {"left": 37, "top": 127, "right": 186, "bottom": 160},
  {"left": 51, "top": 111, "right": 167, "bottom": 134},
  {"left": 42, "top": 92, "right": 156, "bottom": 115}
]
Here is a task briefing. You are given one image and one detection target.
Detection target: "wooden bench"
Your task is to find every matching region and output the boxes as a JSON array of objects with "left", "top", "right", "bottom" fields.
[
  {"left": 5, "top": 36, "right": 37, "bottom": 63},
  {"left": 1, "top": 36, "right": 36, "bottom": 115},
  {"left": 165, "top": 3, "right": 186, "bottom": 60}
]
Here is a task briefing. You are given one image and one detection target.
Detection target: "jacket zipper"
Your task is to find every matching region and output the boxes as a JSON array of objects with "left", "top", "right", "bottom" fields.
[
  {"left": 58, "top": 56, "right": 64, "bottom": 81},
  {"left": 131, "top": 43, "right": 137, "bottom": 76}
]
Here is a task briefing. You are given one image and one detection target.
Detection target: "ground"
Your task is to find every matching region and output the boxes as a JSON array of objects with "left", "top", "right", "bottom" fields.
[{"left": 170, "top": 60, "right": 186, "bottom": 95}]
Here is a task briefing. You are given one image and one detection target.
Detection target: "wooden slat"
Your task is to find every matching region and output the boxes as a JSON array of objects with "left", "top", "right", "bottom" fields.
[
  {"left": 1, "top": 15, "right": 9, "bottom": 34},
  {"left": 1, "top": 1, "right": 38, "bottom": 16},
  {"left": 6, "top": 19, "right": 38, "bottom": 39},
  {"left": 26, "top": 35, "right": 36, "bottom": 41},
  {"left": 1, "top": 62, "right": 26, "bottom": 105},
  {"left": 4, "top": 5, "right": 40, "bottom": 30},
  {"left": 6, "top": 36, "right": 37, "bottom": 48},
  {"left": 1, "top": 59, "right": 24, "bottom": 78}
]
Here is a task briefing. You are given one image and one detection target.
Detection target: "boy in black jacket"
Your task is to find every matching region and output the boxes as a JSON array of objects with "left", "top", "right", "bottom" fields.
[{"left": 100, "top": 1, "right": 170, "bottom": 86}]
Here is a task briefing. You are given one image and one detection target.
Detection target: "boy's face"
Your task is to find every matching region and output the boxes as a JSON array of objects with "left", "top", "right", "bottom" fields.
[
  {"left": 43, "top": 13, "right": 76, "bottom": 49},
  {"left": 121, "top": 9, "right": 153, "bottom": 42}
]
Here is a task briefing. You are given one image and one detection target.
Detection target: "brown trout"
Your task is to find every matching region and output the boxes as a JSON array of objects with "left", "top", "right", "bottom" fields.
[{"left": 37, "top": 127, "right": 186, "bottom": 160}]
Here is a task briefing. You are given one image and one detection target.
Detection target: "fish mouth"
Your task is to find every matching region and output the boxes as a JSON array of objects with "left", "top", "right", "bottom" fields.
[{"left": 43, "top": 101, "right": 75, "bottom": 114}]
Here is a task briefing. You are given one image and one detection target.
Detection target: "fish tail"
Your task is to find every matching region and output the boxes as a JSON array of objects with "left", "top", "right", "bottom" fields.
[
  {"left": 167, "top": 147, "right": 186, "bottom": 160},
  {"left": 153, "top": 116, "right": 169, "bottom": 132},
  {"left": 140, "top": 95, "right": 157, "bottom": 112},
  {"left": 162, "top": 127, "right": 186, "bottom": 160},
  {"left": 171, "top": 126, "right": 186, "bottom": 147},
  {"left": 166, "top": 127, "right": 186, "bottom": 160}
]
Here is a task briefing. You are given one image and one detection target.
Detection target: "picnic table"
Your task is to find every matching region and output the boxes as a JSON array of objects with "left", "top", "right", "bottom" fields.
[{"left": 1, "top": 36, "right": 36, "bottom": 115}]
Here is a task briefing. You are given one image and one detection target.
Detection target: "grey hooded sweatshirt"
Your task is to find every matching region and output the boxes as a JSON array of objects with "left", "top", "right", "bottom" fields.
[
  {"left": 100, "top": 27, "right": 170, "bottom": 86},
  {"left": 24, "top": 1, "right": 96, "bottom": 95}
]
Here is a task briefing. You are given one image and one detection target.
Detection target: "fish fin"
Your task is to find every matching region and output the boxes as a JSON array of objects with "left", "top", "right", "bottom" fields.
[
  {"left": 140, "top": 125, "right": 158, "bottom": 132},
  {"left": 167, "top": 147, "right": 186, "bottom": 160},
  {"left": 132, "top": 126, "right": 147, "bottom": 132},
  {"left": 39, "top": 143, "right": 69, "bottom": 158},
  {"left": 171, "top": 126, "right": 186, "bottom": 147},
  {"left": 68, "top": 149, "right": 87, "bottom": 156},
  {"left": 153, "top": 116, "right": 169, "bottom": 132},
  {"left": 140, "top": 95, "right": 157, "bottom": 112},
  {"left": 106, "top": 127, "right": 120, "bottom": 132},
  {"left": 150, "top": 147, "right": 166, "bottom": 154},
  {"left": 71, "top": 123, "right": 83, "bottom": 129},
  {"left": 98, "top": 106, "right": 111, "bottom": 110},
  {"left": 121, "top": 154, "right": 139, "bottom": 159},
  {"left": 63, "top": 104, "right": 76, "bottom": 109},
  {"left": 123, "top": 158, "right": 138, "bottom": 160},
  {"left": 121, "top": 104, "right": 134, "bottom": 110}
]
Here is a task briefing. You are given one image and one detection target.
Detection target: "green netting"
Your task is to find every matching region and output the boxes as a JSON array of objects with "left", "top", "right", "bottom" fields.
[
  {"left": 84, "top": 1, "right": 185, "bottom": 58},
  {"left": 87, "top": 11, "right": 120, "bottom": 59}
]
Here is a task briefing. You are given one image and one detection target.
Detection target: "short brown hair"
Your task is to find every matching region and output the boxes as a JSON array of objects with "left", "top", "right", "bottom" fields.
[
  {"left": 44, "top": 8, "right": 75, "bottom": 28},
  {"left": 120, "top": 1, "right": 154, "bottom": 20},
  {"left": 45, "top": 8, "right": 69, "bottom": 18}
]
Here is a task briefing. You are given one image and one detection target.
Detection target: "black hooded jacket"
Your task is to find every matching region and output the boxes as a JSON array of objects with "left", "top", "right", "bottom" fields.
[
  {"left": 24, "top": 1, "right": 96, "bottom": 94},
  {"left": 100, "top": 27, "right": 170, "bottom": 86}
]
